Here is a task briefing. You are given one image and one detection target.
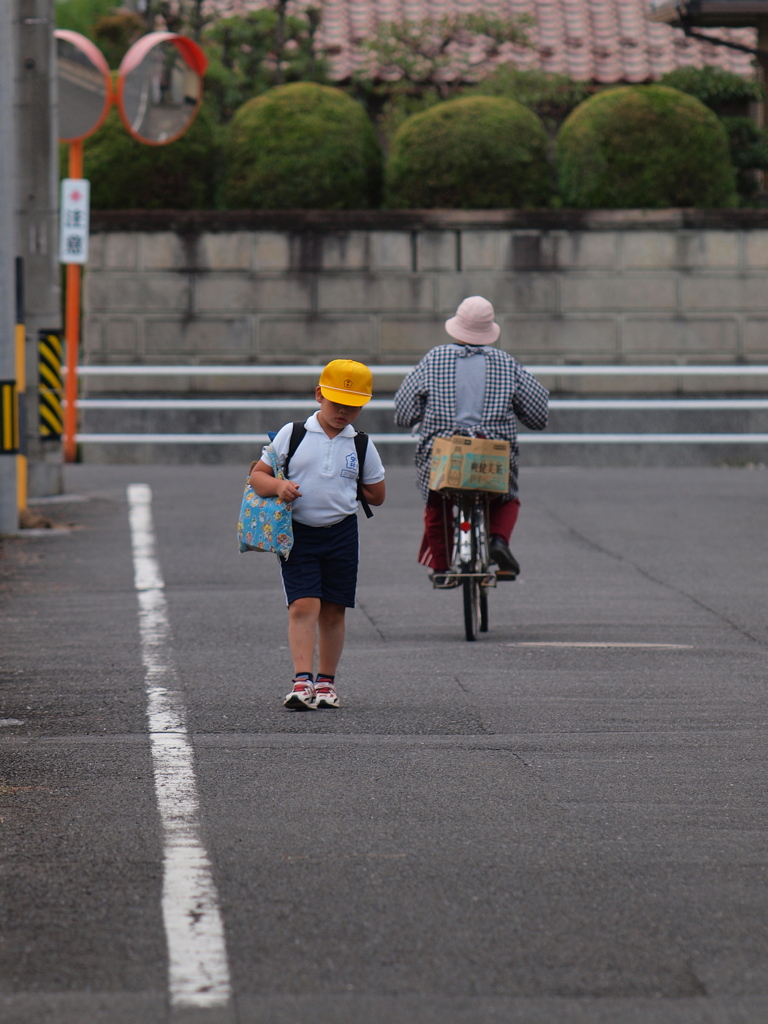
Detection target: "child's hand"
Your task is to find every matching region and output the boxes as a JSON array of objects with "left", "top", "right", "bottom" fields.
[{"left": 276, "top": 478, "right": 301, "bottom": 503}]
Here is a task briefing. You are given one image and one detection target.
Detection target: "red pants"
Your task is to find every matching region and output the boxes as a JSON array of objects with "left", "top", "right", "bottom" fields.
[{"left": 418, "top": 492, "right": 520, "bottom": 571}]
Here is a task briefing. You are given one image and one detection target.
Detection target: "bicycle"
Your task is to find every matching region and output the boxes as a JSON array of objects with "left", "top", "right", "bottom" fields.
[{"left": 431, "top": 489, "right": 516, "bottom": 641}]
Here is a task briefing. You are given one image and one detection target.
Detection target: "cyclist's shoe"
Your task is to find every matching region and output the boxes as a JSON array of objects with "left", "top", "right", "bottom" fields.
[
  {"left": 495, "top": 570, "right": 517, "bottom": 582},
  {"left": 489, "top": 537, "right": 520, "bottom": 576},
  {"left": 315, "top": 680, "right": 340, "bottom": 709},
  {"left": 284, "top": 677, "right": 317, "bottom": 710}
]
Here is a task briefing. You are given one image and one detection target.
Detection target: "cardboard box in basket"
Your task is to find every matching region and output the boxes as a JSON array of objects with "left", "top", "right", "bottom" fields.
[{"left": 429, "top": 436, "right": 510, "bottom": 494}]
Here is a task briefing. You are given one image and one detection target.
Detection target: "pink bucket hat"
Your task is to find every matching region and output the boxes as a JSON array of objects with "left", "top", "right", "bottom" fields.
[{"left": 445, "top": 295, "right": 500, "bottom": 346}]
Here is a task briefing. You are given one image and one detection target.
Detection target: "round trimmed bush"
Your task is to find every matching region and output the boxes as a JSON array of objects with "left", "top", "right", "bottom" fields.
[
  {"left": 82, "top": 107, "right": 219, "bottom": 210},
  {"left": 223, "top": 83, "right": 382, "bottom": 209},
  {"left": 556, "top": 85, "right": 737, "bottom": 208},
  {"left": 385, "top": 96, "right": 551, "bottom": 209}
]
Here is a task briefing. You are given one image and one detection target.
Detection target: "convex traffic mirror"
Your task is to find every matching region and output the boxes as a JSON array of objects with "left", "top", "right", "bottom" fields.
[
  {"left": 55, "top": 29, "right": 207, "bottom": 145},
  {"left": 55, "top": 29, "right": 112, "bottom": 142},
  {"left": 117, "top": 33, "right": 206, "bottom": 145}
]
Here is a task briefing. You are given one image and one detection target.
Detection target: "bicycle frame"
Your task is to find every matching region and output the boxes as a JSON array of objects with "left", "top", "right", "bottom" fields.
[
  {"left": 452, "top": 493, "right": 492, "bottom": 580},
  {"left": 433, "top": 490, "right": 497, "bottom": 641}
]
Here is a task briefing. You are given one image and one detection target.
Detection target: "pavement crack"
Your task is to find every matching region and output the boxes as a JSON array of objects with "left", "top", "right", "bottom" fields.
[
  {"left": 511, "top": 750, "right": 535, "bottom": 770},
  {"left": 541, "top": 505, "right": 768, "bottom": 650},
  {"left": 356, "top": 599, "right": 387, "bottom": 643},
  {"left": 454, "top": 677, "right": 490, "bottom": 734},
  {"left": 474, "top": 746, "right": 535, "bottom": 769}
]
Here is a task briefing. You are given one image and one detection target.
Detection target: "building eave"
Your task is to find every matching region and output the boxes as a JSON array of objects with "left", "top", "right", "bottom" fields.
[{"left": 649, "top": 1, "right": 768, "bottom": 27}]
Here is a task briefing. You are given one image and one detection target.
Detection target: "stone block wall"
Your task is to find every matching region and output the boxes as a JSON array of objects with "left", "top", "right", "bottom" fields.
[{"left": 84, "top": 209, "right": 768, "bottom": 395}]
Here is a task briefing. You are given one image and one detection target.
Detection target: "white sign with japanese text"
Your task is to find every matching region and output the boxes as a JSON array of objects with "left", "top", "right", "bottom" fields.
[{"left": 59, "top": 179, "right": 90, "bottom": 264}]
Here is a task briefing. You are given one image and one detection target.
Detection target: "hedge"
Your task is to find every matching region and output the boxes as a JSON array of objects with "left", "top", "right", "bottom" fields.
[
  {"left": 385, "top": 95, "right": 551, "bottom": 208},
  {"left": 556, "top": 85, "right": 737, "bottom": 209},
  {"left": 223, "top": 82, "right": 382, "bottom": 209},
  {"left": 81, "top": 106, "right": 219, "bottom": 210}
]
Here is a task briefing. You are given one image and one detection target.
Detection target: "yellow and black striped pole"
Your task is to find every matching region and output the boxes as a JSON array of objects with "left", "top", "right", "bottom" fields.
[
  {"left": 0, "top": 379, "right": 19, "bottom": 454},
  {"left": 38, "top": 330, "right": 64, "bottom": 440}
]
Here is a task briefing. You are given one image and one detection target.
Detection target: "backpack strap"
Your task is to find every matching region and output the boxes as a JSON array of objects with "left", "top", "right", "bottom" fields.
[
  {"left": 283, "top": 421, "right": 306, "bottom": 480},
  {"left": 282, "top": 422, "right": 373, "bottom": 518},
  {"left": 354, "top": 430, "right": 373, "bottom": 519}
]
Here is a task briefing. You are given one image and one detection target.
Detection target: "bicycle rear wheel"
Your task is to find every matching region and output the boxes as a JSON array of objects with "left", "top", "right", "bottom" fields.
[{"left": 463, "top": 575, "right": 480, "bottom": 641}]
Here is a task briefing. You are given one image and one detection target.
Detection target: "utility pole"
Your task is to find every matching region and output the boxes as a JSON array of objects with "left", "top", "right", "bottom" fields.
[
  {"left": 16, "top": 0, "right": 62, "bottom": 498},
  {"left": 0, "top": 0, "right": 20, "bottom": 531}
]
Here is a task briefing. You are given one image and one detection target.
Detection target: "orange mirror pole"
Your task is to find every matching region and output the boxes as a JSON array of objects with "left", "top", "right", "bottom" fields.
[{"left": 63, "top": 138, "right": 83, "bottom": 463}]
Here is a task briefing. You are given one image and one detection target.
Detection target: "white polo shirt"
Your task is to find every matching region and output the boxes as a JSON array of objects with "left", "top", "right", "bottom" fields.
[{"left": 264, "top": 412, "right": 385, "bottom": 527}]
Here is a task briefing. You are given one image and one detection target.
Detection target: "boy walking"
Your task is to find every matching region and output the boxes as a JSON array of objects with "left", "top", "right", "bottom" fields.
[{"left": 249, "top": 360, "right": 386, "bottom": 710}]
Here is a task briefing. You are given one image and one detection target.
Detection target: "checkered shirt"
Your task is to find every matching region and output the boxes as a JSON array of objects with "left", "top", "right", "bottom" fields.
[{"left": 393, "top": 344, "right": 549, "bottom": 501}]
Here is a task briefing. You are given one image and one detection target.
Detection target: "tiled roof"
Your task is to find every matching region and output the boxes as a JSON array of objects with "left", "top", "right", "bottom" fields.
[{"left": 205, "top": 0, "right": 759, "bottom": 83}]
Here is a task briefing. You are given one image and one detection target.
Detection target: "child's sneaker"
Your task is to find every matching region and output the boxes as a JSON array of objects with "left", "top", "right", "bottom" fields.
[
  {"left": 315, "top": 681, "right": 340, "bottom": 709},
  {"left": 283, "top": 677, "right": 317, "bottom": 710}
]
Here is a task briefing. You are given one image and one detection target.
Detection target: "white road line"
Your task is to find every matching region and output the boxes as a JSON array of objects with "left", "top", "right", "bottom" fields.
[
  {"left": 503, "top": 642, "right": 693, "bottom": 649},
  {"left": 127, "top": 483, "right": 231, "bottom": 1009}
]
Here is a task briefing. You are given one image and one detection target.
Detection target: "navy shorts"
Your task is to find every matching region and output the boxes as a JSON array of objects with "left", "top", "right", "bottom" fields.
[{"left": 279, "top": 514, "right": 359, "bottom": 608}]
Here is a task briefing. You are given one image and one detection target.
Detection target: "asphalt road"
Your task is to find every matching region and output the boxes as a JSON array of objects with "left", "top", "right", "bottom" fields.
[{"left": 1, "top": 464, "right": 767, "bottom": 1024}]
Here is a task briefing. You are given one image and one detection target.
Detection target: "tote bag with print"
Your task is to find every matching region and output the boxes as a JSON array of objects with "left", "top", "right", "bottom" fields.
[{"left": 237, "top": 444, "right": 293, "bottom": 558}]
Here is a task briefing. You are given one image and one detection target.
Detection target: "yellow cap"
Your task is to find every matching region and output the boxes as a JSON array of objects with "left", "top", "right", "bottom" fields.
[{"left": 318, "top": 359, "right": 373, "bottom": 407}]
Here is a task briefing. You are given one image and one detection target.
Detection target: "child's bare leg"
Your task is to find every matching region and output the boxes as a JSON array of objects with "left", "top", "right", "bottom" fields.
[
  {"left": 287, "top": 597, "right": 321, "bottom": 675},
  {"left": 317, "top": 601, "right": 346, "bottom": 677}
]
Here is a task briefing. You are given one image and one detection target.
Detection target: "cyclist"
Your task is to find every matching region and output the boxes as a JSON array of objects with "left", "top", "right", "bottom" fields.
[{"left": 393, "top": 295, "right": 549, "bottom": 582}]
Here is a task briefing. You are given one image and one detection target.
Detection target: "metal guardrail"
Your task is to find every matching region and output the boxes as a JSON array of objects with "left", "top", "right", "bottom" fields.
[
  {"left": 73, "top": 364, "right": 417, "bottom": 377},
  {"left": 72, "top": 364, "right": 768, "bottom": 446},
  {"left": 72, "top": 364, "right": 768, "bottom": 376},
  {"left": 74, "top": 432, "right": 768, "bottom": 445},
  {"left": 77, "top": 398, "right": 768, "bottom": 411}
]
